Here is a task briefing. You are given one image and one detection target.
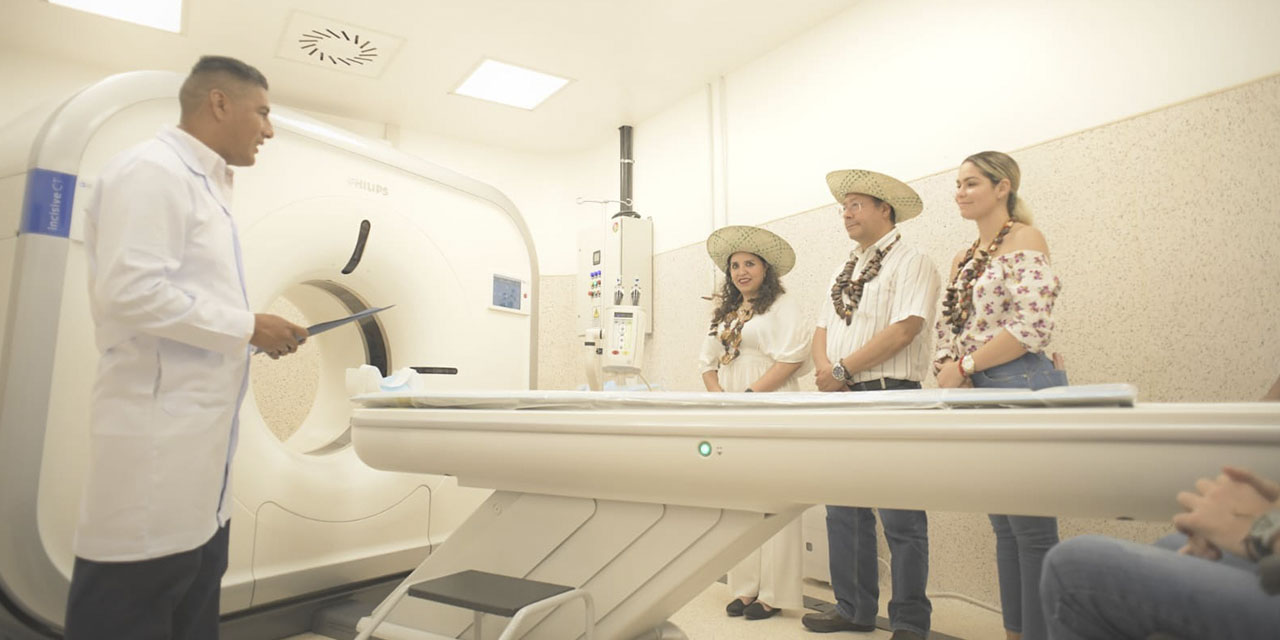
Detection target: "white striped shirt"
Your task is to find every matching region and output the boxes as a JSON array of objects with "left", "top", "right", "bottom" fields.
[{"left": 816, "top": 230, "right": 941, "bottom": 383}]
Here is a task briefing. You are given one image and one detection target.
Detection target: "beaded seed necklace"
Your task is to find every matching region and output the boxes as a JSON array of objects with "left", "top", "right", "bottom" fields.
[
  {"left": 829, "top": 235, "right": 900, "bottom": 325},
  {"left": 709, "top": 305, "right": 755, "bottom": 364},
  {"left": 941, "top": 218, "right": 1015, "bottom": 335}
]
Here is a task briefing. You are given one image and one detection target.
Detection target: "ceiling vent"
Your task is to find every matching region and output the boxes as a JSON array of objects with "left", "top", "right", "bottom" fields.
[{"left": 276, "top": 11, "right": 404, "bottom": 78}]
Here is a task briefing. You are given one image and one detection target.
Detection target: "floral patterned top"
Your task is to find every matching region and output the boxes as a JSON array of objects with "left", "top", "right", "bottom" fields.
[{"left": 934, "top": 249, "right": 1061, "bottom": 364}]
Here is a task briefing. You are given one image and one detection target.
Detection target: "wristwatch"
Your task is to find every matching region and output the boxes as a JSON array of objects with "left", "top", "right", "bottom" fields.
[
  {"left": 960, "top": 354, "right": 977, "bottom": 376},
  {"left": 831, "top": 362, "right": 851, "bottom": 384},
  {"left": 1246, "top": 509, "right": 1280, "bottom": 560}
]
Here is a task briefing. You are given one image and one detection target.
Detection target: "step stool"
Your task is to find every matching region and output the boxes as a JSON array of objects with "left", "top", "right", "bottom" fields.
[{"left": 354, "top": 569, "right": 595, "bottom": 640}]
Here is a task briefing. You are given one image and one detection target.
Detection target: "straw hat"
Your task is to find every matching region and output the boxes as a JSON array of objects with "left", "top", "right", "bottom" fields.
[
  {"left": 706, "top": 225, "right": 796, "bottom": 277},
  {"left": 825, "top": 169, "right": 923, "bottom": 222}
]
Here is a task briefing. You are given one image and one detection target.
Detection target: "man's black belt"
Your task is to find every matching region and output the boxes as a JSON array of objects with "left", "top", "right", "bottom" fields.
[{"left": 846, "top": 377, "right": 918, "bottom": 391}]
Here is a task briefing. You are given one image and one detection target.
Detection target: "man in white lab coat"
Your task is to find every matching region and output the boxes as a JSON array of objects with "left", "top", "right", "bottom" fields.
[{"left": 64, "top": 56, "right": 306, "bottom": 640}]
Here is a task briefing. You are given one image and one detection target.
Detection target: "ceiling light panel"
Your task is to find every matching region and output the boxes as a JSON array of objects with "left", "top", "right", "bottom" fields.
[
  {"left": 453, "top": 59, "right": 571, "bottom": 110},
  {"left": 49, "top": 0, "right": 183, "bottom": 33}
]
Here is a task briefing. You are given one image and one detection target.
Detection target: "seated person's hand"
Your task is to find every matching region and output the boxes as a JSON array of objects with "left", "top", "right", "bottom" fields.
[
  {"left": 251, "top": 313, "right": 308, "bottom": 359},
  {"left": 1178, "top": 533, "right": 1221, "bottom": 561},
  {"left": 1173, "top": 468, "right": 1279, "bottom": 559},
  {"left": 1224, "top": 466, "right": 1280, "bottom": 502}
]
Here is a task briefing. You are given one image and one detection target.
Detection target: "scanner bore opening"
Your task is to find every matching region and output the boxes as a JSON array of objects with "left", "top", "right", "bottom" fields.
[{"left": 251, "top": 280, "right": 390, "bottom": 454}]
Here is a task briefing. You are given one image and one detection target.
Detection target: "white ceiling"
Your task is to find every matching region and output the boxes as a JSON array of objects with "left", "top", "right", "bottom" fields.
[{"left": 4, "top": 0, "right": 856, "bottom": 152}]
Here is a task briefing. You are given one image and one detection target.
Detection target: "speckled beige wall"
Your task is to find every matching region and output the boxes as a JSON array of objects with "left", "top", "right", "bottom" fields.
[
  {"left": 251, "top": 297, "right": 319, "bottom": 443},
  {"left": 535, "top": 74, "right": 1280, "bottom": 605},
  {"left": 536, "top": 275, "right": 581, "bottom": 390}
]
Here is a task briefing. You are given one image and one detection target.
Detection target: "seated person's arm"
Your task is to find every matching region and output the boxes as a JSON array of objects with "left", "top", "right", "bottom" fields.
[
  {"left": 1262, "top": 554, "right": 1280, "bottom": 595},
  {"left": 1173, "top": 466, "right": 1280, "bottom": 560},
  {"left": 702, "top": 370, "right": 724, "bottom": 392}
]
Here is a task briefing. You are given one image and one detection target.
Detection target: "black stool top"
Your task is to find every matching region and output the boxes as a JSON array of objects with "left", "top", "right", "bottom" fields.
[{"left": 407, "top": 570, "right": 574, "bottom": 617}]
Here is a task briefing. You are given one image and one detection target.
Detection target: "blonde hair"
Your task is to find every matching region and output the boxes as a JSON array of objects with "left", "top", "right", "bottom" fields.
[{"left": 963, "top": 151, "right": 1034, "bottom": 225}]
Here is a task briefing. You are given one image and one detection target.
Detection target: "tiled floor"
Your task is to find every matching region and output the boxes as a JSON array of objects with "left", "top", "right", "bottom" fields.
[{"left": 283, "top": 577, "right": 1005, "bottom": 639}]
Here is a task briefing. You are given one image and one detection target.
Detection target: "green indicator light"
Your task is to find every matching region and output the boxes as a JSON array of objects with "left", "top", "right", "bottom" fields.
[{"left": 698, "top": 441, "right": 713, "bottom": 457}]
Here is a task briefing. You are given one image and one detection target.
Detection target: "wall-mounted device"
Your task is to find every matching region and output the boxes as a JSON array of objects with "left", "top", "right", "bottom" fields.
[
  {"left": 489, "top": 273, "right": 530, "bottom": 314},
  {"left": 577, "top": 125, "right": 653, "bottom": 389},
  {"left": 601, "top": 306, "right": 647, "bottom": 374},
  {"left": 578, "top": 217, "right": 653, "bottom": 389},
  {"left": 576, "top": 216, "right": 653, "bottom": 334}
]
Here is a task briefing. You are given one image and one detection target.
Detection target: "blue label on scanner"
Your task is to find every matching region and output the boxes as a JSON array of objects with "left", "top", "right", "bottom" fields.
[{"left": 21, "top": 169, "right": 77, "bottom": 238}]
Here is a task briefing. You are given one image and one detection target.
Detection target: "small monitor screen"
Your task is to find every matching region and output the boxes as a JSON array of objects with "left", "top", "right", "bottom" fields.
[
  {"left": 492, "top": 275, "right": 523, "bottom": 310},
  {"left": 614, "top": 311, "right": 633, "bottom": 318}
]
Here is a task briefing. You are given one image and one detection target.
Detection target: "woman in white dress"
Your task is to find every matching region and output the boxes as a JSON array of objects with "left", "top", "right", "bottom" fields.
[{"left": 698, "top": 225, "right": 811, "bottom": 621}]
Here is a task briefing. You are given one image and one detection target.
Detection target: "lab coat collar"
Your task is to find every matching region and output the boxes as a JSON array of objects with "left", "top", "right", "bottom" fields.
[{"left": 158, "top": 126, "right": 234, "bottom": 206}]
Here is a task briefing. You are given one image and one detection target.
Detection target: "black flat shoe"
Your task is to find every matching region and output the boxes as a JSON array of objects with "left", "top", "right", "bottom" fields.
[
  {"left": 725, "top": 597, "right": 751, "bottom": 617},
  {"left": 743, "top": 601, "right": 780, "bottom": 620}
]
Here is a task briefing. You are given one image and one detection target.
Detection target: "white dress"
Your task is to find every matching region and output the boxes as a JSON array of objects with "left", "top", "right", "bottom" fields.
[{"left": 698, "top": 293, "right": 810, "bottom": 608}]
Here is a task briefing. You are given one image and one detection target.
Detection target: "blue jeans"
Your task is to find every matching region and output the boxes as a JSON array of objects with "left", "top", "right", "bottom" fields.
[
  {"left": 826, "top": 379, "right": 931, "bottom": 635},
  {"left": 826, "top": 506, "right": 931, "bottom": 635},
  {"left": 1154, "top": 532, "right": 1257, "bottom": 571},
  {"left": 970, "top": 350, "right": 1068, "bottom": 393},
  {"left": 1041, "top": 535, "right": 1280, "bottom": 639},
  {"left": 971, "top": 351, "right": 1067, "bottom": 639}
]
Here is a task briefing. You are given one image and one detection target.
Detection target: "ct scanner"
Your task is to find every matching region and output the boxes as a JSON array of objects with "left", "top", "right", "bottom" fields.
[{"left": 0, "top": 71, "right": 536, "bottom": 637}]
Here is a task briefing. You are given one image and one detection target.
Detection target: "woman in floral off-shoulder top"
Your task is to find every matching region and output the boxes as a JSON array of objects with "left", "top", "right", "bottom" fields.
[{"left": 933, "top": 151, "right": 1068, "bottom": 640}]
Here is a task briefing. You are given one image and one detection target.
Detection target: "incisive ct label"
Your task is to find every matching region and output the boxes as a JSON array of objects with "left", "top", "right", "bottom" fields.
[{"left": 21, "top": 168, "right": 77, "bottom": 238}]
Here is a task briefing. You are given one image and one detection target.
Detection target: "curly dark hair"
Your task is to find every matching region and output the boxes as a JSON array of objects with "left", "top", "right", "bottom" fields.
[{"left": 708, "top": 253, "right": 787, "bottom": 328}]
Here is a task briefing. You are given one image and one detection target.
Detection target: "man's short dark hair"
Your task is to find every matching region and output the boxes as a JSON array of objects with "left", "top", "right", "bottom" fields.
[{"left": 179, "top": 55, "right": 268, "bottom": 115}]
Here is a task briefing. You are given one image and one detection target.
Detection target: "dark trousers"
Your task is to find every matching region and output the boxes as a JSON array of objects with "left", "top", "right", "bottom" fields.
[{"left": 65, "top": 524, "right": 229, "bottom": 640}]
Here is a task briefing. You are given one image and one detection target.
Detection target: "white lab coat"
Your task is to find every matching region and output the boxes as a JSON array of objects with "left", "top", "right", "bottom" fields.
[{"left": 76, "top": 126, "right": 255, "bottom": 561}]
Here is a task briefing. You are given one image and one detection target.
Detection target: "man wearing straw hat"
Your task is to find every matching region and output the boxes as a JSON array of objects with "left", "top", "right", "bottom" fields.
[{"left": 803, "top": 170, "right": 941, "bottom": 640}]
